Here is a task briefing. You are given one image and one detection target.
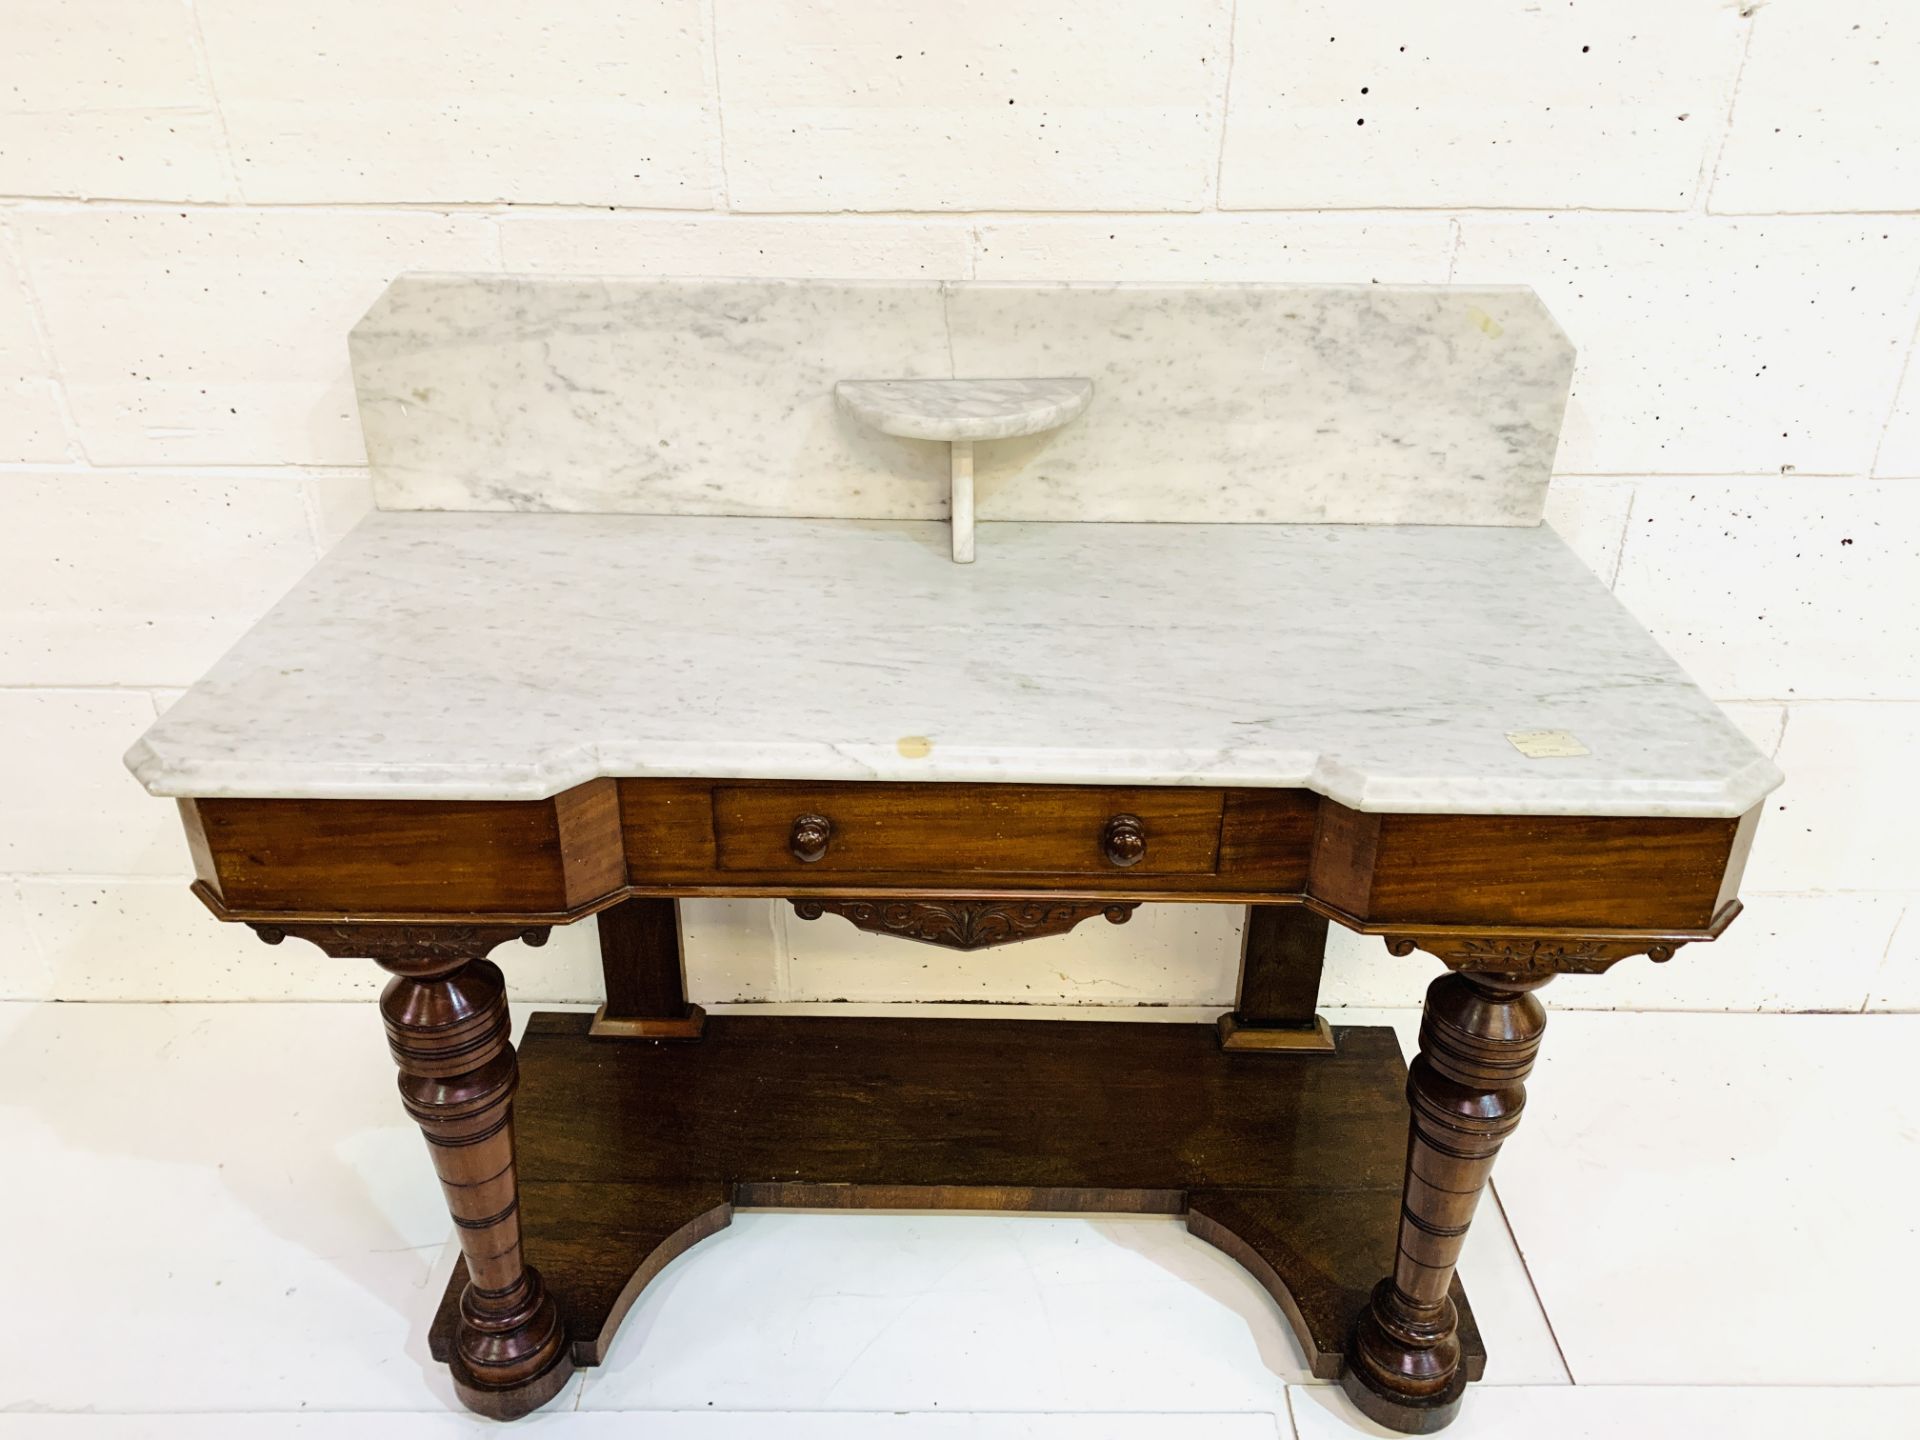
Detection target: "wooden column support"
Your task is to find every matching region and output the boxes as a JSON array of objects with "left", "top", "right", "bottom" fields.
[
  {"left": 589, "top": 897, "right": 706, "bottom": 1040},
  {"left": 1342, "top": 968, "right": 1549, "bottom": 1432},
  {"left": 1219, "top": 904, "right": 1335, "bottom": 1053},
  {"left": 253, "top": 923, "right": 575, "bottom": 1417}
]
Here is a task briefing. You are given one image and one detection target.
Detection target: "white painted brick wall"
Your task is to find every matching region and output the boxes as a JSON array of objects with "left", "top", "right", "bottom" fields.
[
  {"left": 0, "top": 474, "right": 316, "bottom": 685},
  {"left": 0, "top": 237, "right": 71, "bottom": 461},
  {"left": 1451, "top": 216, "right": 1920, "bottom": 476},
  {"left": 1711, "top": 2, "right": 1920, "bottom": 215},
  {"left": 1218, "top": 0, "right": 1749, "bottom": 211},
  {"left": 15, "top": 209, "right": 498, "bottom": 465},
  {"left": 195, "top": 2, "right": 718, "bottom": 206},
  {"left": 499, "top": 215, "right": 972, "bottom": 277},
  {"left": 714, "top": 2, "right": 1234, "bottom": 212},
  {"left": 0, "top": 1, "right": 234, "bottom": 202},
  {"left": 1613, "top": 478, "right": 1920, "bottom": 702},
  {"left": 970, "top": 215, "right": 1455, "bottom": 282},
  {"left": 1877, "top": 339, "right": 1920, "bottom": 477},
  {"left": 2, "top": 1, "right": 1916, "bottom": 1016}
]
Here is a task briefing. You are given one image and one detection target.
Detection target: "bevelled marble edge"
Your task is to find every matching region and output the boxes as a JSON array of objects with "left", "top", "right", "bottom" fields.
[
  {"left": 352, "top": 274, "right": 1573, "bottom": 526},
  {"left": 834, "top": 377, "right": 1094, "bottom": 442},
  {"left": 126, "top": 718, "right": 1783, "bottom": 819}
]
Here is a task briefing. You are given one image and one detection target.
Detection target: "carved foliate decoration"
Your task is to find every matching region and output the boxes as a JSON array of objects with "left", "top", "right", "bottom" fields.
[
  {"left": 791, "top": 898, "right": 1137, "bottom": 951},
  {"left": 1385, "top": 934, "right": 1680, "bottom": 975},
  {"left": 250, "top": 922, "right": 550, "bottom": 963}
]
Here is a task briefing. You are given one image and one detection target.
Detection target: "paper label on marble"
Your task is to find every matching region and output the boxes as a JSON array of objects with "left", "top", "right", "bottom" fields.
[
  {"left": 1506, "top": 729, "right": 1593, "bottom": 759},
  {"left": 352, "top": 276, "right": 1574, "bottom": 526}
]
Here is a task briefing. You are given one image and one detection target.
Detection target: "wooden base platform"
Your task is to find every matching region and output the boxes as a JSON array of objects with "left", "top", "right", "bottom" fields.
[{"left": 430, "top": 1012, "right": 1486, "bottom": 1398}]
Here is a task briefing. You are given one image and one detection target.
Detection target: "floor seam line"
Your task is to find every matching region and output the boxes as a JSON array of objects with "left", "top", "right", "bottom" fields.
[{"left": 1490, "top": 1178, "right": 1577, "bottom": 1385}]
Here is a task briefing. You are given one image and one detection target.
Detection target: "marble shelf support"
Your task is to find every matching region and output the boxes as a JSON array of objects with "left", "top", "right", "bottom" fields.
[
  {"left": 952, "top": 440, "right": 976, "bottom": 563},
  {"left": 834, "top": 378, "right": 1093, "bottom": 563}
]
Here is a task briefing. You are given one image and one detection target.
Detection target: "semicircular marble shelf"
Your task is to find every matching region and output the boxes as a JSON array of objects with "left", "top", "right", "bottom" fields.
[
  {"left": 834, "top": 377, "right": 1093, "bottom": 441},
  {"left": 835, "top": 377, "right": 1093, "bottom": 564}
]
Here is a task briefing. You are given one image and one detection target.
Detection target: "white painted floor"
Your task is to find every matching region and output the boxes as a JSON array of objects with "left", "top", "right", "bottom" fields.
[{"left": 2, "top": 1001, "right": 1916, "bottom": 1438}]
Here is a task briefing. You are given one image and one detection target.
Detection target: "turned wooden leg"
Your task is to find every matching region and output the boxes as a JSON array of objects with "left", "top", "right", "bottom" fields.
[
  {"left": 377, "top": 950, "right": 574, "bottom": 1417},
  {"left": 1342, "top": 970, "right": 1549, "bottom": 1433}
]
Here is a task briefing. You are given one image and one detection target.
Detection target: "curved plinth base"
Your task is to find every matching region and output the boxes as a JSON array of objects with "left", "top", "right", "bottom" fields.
[
  {"left": 429, "top": 1012, "right": 1486, "bottom": 1423},
  {"left": 1340, "top": 1361, "right": 1467, "bottom": 1435},
  {"left": 450, "top": 1346, "right": 578, "bottom": 1422}
]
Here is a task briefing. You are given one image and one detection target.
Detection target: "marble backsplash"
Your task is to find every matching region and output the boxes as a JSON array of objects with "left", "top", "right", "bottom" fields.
[{"left": 351, "top": 276, "right": 1574, "bottom": 525}]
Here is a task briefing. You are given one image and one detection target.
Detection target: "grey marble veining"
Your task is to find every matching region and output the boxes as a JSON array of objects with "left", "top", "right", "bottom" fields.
[
  {"left": 354, "top": 276, "right": 1573, "bottom": 525},
  {"left": 835, "top": 377, "right": 1093, "bottom": 441},
  {"left": 126, "top": 512, "right": 1780, "bottom": 817},
  {"left": 353, "top": 278, "right": 953, "bottom": 515},
  {"left": 948, "top": 284, "right": 1570, "bottom": 524}
]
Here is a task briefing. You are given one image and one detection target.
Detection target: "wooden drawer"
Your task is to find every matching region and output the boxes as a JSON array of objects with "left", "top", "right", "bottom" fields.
[{"left": 711, "top": 782, "right": 1225, "bottom": 877}]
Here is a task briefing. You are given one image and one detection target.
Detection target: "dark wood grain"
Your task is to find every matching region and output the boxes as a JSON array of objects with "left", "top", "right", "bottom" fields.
[
  {"left": 591, "top": 897, "right": 704, "bottom": 1038},
  {"left": 1187, "top": 1191, "right": 1482, "bottom": 1385},
  {"left": 552, "top": 778, "right": 627, "bottom": 908},
  {"left": 253, "top": 922, "right": 576, "bottom": 1415},
  {"left": 790, "top": 896, "right": 1138, "bottom": 950},
  {"left": 1713, "top": 806, "right": 1762, "bottom": 918},
  {"left": 712, "top": 781, "right": 1225, "bottom": 876},
  {"left": 184, "top": 783, "right": 1758, "bottom": 948},
  {"left": 376, "top": 951, "right": 573, "bottom": 1418},
  {"left": 1217, "top": 788, "right": 1318, "bottom": 886},
  {"left": 1307, "top": 804, "right": 1383, "bottom": 918},
  {"left": 1320, "top": 806, "right": 1745, "bottom": 929},
  {"left": 1220, "top": 904, "right": 1334, "bottom": 1052},
  {"left": 1343, "top": 971, "right": 1548, "bottom": 1432},
  {"left": 186, "top": 794, "right": 578, "bottom": 914},
  {"left": 616, "top": 777, "right": 722, "bottom": 886},
  {"left": 427, "top": 1011, "right": 1487, "bottom": 1386},
  {"left": 1234, "top": 904, "right": 1330, "bottom": 1027},
  {"left": 166, "top": 776, "right": 1762, "bottom": 1433},
  {"left": 429, "top": 1180, "right": 733, "bottom": 1371}
]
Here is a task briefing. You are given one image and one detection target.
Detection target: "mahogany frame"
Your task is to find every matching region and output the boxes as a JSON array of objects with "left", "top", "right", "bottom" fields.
[
  {"left": 178, "top": 776, "right": 1759, "bottom": 1433},
  {"left": 183, "top": 778, "right": 1752, "bottom": 944}
]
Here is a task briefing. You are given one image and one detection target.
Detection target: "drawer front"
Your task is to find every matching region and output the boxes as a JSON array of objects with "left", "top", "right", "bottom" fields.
[{"left": 711, "top": 783, "right": 1224, "bottom": 877}]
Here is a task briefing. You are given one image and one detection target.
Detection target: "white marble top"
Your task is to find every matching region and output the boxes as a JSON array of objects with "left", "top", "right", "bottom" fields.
[
  {"left": 126, "top": 513, "right": 1779, "bottom": 817},
  {"left": 835, "top": 378, "right": 1093, "bottom": 441},
  {"left": 353, "top": 277, "right": 1573, "bottom": 526}
]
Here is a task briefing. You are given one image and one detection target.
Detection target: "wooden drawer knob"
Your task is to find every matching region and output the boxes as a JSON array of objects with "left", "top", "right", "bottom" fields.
[
  {"left": 789, "top": 813, "right": 833, "bottom": 863},
  {"left": 1101, "top": 813, "right": 1147, "bottom": 868}
]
